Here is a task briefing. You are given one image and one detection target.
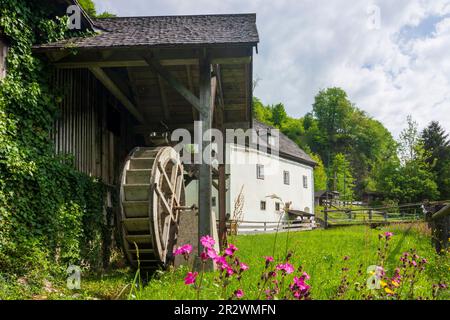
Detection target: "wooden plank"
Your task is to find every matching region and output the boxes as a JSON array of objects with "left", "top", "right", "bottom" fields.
[
  {"left": 88, "top": 66, "right": 146, "bottom": 124},
  {"left": 157, "top": 76, "right": 171, "bottom": 121},
  {"left": 143, "top": 56, "right": 202, "bottom": 115}
]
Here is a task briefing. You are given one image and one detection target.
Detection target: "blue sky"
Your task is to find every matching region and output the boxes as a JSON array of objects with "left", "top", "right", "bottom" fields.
[{"left": 94, "top": 0, "right": 450, "bottom": 138}]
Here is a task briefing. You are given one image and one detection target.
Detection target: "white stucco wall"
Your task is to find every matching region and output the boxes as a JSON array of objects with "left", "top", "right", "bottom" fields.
[
  {"left": 185, "top": 144, "right": 315, "bottom": 224},
  {"left": 228, "top": 145, "right": 314, "bottom": 223}
]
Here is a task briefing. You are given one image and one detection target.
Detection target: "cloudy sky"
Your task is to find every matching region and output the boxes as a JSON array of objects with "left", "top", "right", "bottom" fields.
[{"left": 94, "top": 0, "right": 450, "bottom": 138}]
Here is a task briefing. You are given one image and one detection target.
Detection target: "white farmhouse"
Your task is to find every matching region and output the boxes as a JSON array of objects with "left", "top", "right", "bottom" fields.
[{"left": 185, "top": 120, "right": 317, "bottom": 233}]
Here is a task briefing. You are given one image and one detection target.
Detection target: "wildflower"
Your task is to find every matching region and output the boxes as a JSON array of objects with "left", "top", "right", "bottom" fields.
[
  {"left": 214, "top": 256, "right": 227, "bottom": 266},
  {"left": 385, "top": 287, "right": 395, "bottom": 295},
  {"left": 265, "top": 256, "right": 274, "bottom": 263},
  {"left": 276, "top": 263, "right": 295, "bottom": 274},
  {"left": 384, "top": 232, "right": 394, "bottom": 240},
  {"left": 207, "top": 248, "right": 218, "bottom": 260},
  {"left": 234, "top": 289, "right": 244, "bottom": 299},
  {"left": 200, "top": 252, "right": 209, "bottom": 261},
  {"left": 224, "top": 244, "right": 238, "bottom": 256},
  {"left": 174, "top": 244, "right": 193, "bottom": 256},
  {"left": 392, "top": 280, "right": 400, "bottom": 288},
  {"left": 380, "top": 280, "right": 387, "bottom": 288},
  {"left": 184, "top": 272, "right": 198, "bottom": 285},
  {"left": 225, "top": 266, "right": 234, "bottom": 276},
  {"left": 302, "top": 272, "right": 310, "bottom": 280},
  {"left": 200, "top": 235, "right": 215, "bottom": 249},
  {"left": 240, "top": 263, "right": 249, "bottom": 272},
  {"left": 343, "top": 256, "right": 350, "bottom": 261}
]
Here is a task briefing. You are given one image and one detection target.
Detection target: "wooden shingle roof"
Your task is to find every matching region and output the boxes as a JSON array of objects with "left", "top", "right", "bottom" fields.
[{"left": 35, "top": 14, "right": 259, "bottom": 51}]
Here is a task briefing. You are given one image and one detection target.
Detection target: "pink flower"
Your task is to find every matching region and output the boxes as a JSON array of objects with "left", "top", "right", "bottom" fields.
[
  {"left": 302, "top": 272, "right": 310, "bottom": 280},
  {"left": 200, "top": 252, "right": 209, "bottom": 261},
  {"left": 184, "top": 272, "right": 198, "bottom": 285},
  {"left": 174, "top": 244, "right": 193, "bottom": 256},
  {"left": 225, "top": 266, "right": 234, "bottom": 276},
  {"left": 214, "top": 256, "right": 227, "bottom": 266},
  {"left": 207, "top": 248, "right": 218, "bottom": 260},
  {"left": 384, "top": 232, "right": 394, "bottom": 240},
  {"left": 265, "top": 256, "right": 274, "bottom": 263},
  {"left": 240, "top": 263, "right": 249, "bottom": 271},
  {"left": 200, "top": 235, "right": 215, "bottom": 249},
  {"left": 293, "top": 277, "right": 310, "bottom": 291},
  {"left": 224, "top": 244, "right": 238, "bottom": 256},
  {"left": 276, "top": 263, "right": 294, "bottom": 274},
  {"left": 234, "top": 289, "right": 244, "bottom": 299}
]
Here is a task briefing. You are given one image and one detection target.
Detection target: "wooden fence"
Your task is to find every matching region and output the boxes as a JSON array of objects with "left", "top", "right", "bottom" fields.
[{"left": 221, "top": 218, "right": 315, "bottom": 235}]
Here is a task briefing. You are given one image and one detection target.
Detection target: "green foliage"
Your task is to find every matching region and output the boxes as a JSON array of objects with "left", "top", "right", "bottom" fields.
[
  {"left": 78, "top": 0, "right": 116, "bottom": 18},
  {"left": 0, "top": 0, "right": 107, "bottom": 286},
  {"left": 421, "top": 121, "right": 450, "bottom": 199},
  {"left": 310, "top": 153, "right": 327, "bottom": 191},
  {"left": 330, "top": 153, "right": 355, "bottom": 201}
]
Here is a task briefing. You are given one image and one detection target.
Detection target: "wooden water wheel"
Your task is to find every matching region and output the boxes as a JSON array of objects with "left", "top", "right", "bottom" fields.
[{"left": 119, "top": 146, "right": 185, "bottom": 269}]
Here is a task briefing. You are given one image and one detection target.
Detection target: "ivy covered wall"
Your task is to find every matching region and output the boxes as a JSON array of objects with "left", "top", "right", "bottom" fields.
[{"left": 0, "top": 0, "right": 111, "bottom": 282}]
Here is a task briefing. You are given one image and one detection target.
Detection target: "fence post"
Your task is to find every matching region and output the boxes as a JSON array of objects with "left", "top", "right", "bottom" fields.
[
  {"left": 324, "top": 208, "right": 329, "bottom": 229},
  {"left": 264, "top": 222, "right": 267, "bottom": 232},
  {"left": 369, "top": 209, "right": 373, "bottom": 221},
  {"left": 384, "top": 211, "right": 388, "bottom": 222}
]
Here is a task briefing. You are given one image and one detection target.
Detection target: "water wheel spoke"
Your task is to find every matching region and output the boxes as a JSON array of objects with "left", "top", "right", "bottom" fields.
[
  {"left": 155, "top": 184, "right": 174, "bottom": 217},
  {"left": 161, "top": 214, "right": 172, "bottom": 252}
]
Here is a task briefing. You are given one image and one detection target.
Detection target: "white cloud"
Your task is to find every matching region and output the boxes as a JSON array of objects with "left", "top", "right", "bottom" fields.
[{"left": 94, "top": 0, "right": 450, "bottom": 138}]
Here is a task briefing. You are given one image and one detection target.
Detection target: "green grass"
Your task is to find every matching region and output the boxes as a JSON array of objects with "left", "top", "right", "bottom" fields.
[
  {"left": 137, "top": 223, "right": 449, "bottom": 300},
  {"left": 1, "top": 223, "right": 448, "bottom": 300}
]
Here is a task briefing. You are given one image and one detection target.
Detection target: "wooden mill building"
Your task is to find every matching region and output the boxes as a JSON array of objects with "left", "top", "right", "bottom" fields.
[{"left": 33, "top": 0, "right": 259, "bottom": 255}]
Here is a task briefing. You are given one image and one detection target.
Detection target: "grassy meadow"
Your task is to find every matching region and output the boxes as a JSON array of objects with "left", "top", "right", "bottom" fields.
[{"left": 2, "top": 223, "right": 448, "bottom": 300}]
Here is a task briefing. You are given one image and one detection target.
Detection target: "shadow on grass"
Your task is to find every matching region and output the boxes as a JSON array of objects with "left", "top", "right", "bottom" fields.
[{"left": 385, "top": 225, "right": 413, "bottom": 268}]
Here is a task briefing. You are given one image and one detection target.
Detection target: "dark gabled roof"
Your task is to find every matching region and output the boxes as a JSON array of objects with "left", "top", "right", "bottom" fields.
[
  {"left": 253, "top": 120, "right": 317, "bottom": 167},
  {"left": 315, "top": 190, "right": 340, "bottom": 197},
  {"left": 34, "top": 13, "right": 259, "bottom": 50}
]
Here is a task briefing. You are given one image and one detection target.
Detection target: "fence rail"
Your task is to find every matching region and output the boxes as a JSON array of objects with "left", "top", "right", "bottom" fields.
[{"left": 218, "top": 218, "right": 315, "bottom": 235}]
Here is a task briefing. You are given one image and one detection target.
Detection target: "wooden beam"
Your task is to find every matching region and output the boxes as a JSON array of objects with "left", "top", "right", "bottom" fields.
[
  {"left": 214, "top": 65, "right": 227, "bottom": 248},
  {"left": 432, "top": 204, "right": 450, "bottom": 220},
  {"left": 134, "top": 121, "right": 250, "bottom": 133},
  {"left": 143, "top": 56, "right": 203, "bottom": 116},
  {"left": 210, "top": 76, "right": 217, "bottom": 118},
  {"left": 198, "top": 53, "right": 213, "bottom": 269},
  {"left": 186, "top": 65, "right": 198, "bottom": 121},
  {"left": 54, "top": 57, "right": 252, "bottom": 69},
  {"left": 157, "top": 76, "right": 171, "bottom": 121},
  {"left": 89, "top": 66, "right": 146, "bottom": 124}
]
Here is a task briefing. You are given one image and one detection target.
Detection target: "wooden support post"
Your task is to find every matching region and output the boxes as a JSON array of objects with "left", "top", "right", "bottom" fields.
[
  {"left": 218, "top": 164, "right": 227, "bottom": 249},
  {"left": 198, "top": 53, "right": 213, "bottom": 270},
  {"left": 369, "top": 209, "right": 373, "bottom": 221},
  {"left": 324, "top": 208, "right": 329, "bottom": 229},
  {"left": 426, "top": 204, "right": 450, "bottom": 254}
]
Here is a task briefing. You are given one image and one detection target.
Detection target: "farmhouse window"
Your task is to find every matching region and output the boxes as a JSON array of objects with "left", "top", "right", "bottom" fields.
[
  {"left": 257, "top": 164, "right": 264, "bottom": 180},
  {"left": 275, "top": 202, "right": 281, "bottom": 211},
  {"left": 284, "top": 171, "right": 290, "bottom": 185},
  {"left": 303, "top": 175, "right": 308, "bottom": 188},
  {"left": 0, "top": 37, "right": 8, "bottom": 79},
  {"left": 260, "top": 201, "right": 266, "bottom": 211}
]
